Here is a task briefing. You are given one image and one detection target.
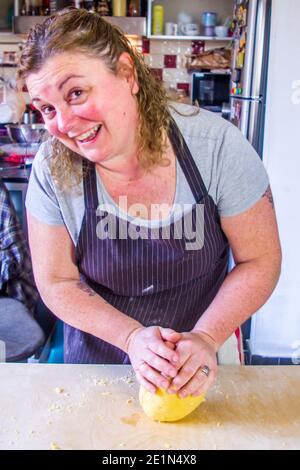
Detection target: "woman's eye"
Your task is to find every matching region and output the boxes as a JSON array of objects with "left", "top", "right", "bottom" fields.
[
  {"left": 41, "top": 105, "right": 55, "bottom": 116},
  {"left": 69, "top": 89, "right": 83, "bottom": 100}
]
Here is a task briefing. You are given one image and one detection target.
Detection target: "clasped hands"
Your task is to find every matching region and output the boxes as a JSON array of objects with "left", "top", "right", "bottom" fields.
[{"left": 127, "top": 325, "right": 218, "bottom": 398}]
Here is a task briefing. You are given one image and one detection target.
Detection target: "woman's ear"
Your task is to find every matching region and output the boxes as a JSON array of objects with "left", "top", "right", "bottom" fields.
[{"left": 117, "top": 52, "right": 139, "bottom": 95}]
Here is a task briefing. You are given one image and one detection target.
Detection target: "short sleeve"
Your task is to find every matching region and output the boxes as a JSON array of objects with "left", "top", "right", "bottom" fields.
[
  {"left": 25, "top": 142, "right": 64, "bottom": 225},
  {"left": 216, "top": 124, "right": 269, "bottom": 217}
]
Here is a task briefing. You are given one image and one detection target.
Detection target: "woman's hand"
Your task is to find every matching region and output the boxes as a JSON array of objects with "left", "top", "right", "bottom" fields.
[
  {"left": 168, "top": 330, "right": 218, "bottom": 398},
  {"left": 126, "top": 326, "right": 181, "bottom": 393}
]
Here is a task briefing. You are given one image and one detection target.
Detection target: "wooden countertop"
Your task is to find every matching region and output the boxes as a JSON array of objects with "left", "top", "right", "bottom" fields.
[{"left": 0, "top": 364, "right": 299, "bottom": 450}]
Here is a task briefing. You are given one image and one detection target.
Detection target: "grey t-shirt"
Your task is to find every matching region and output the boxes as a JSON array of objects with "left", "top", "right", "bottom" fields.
[{"left": 25, "top": 104, "right": 269, "bottom": 245}]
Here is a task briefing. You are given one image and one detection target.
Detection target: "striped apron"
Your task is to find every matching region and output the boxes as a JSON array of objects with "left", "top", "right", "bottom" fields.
[{"left": 64, "top": 120, "right": 229, "bottom": 363}]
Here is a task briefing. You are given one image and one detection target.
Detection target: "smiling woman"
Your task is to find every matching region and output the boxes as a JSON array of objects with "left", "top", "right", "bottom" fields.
[
  {"left": 18, "top": 7, "right": 170, "bottom": 189},
  {"left": 18, "top": 7, "right": 281, "bottom": 401}
]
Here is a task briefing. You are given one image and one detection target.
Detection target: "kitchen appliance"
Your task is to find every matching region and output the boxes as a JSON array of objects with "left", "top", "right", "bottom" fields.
[
  {"left": 246, "top": 0, "right": 300, "bottom": 363},
  {"left": 3, "top": 180, "right": 28, "bottom": 234},
  {"left": 191, "top": 71, "right": 231, "bottom": 115},
  {"left": 230, "top": 0, "right": 272, "bottom": 157},
  {"left": 229, "top": 0, "right": 272, "bottom": 361},
  {"left": 230, "top": 0, "right": 300, "bottom": 364}
]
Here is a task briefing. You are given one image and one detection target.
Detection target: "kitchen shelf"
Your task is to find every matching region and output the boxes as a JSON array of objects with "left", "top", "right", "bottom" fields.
[
  {"left": 13, "top": 16, "right": 146, "bottom": 36},
  {"left": 148, "top": 35, "right": 233, "bottom": 41}
]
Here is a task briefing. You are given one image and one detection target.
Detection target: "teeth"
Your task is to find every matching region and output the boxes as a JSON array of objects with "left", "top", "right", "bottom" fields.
[{"left": 77, "top": 125, "right": 100, "bottom": 142}]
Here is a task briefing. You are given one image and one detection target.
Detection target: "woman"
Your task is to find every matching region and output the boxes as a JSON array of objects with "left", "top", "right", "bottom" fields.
[{"left": 20, "top": 8, "right": 281, "bottom": 398}]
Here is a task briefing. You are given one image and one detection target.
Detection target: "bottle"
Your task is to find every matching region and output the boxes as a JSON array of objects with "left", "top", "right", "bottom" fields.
[
  {"left": 97, "top": 1, "right": 110, "bottom": 16},
  {"left": 152, "top": 4, "right": 164, "bottom": 35},
  {"left": 83, "top": 1, "right": 96, "bottom": 11},
  {"left": 112, "top": 0, "right": 126, "bottom": 16},
  {"left": 128, "top": 0, "right": 140, "bottom": 17},
  {"left": 49, "top": 0, "right": 56, "bottom": 13},
  {"left": 42, "top": 0, "right": 50, "bottom": 15}
]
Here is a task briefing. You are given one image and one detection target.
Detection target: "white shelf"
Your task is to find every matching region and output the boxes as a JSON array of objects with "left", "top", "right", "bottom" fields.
[{"left": 147, "top": 35, "right": 233, "bottom": 41}]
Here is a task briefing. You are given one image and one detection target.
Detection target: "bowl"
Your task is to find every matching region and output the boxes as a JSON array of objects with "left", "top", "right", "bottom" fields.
[
  {"left": 5, "top": 124, "right": 47, "bottom": 144},
  {"left": 214, "top": 26, "right": 229, "bottom": 38}
]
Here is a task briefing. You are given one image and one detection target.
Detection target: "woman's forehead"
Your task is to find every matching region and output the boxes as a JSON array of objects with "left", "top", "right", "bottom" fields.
[{"left": 26, "top": 53, "right": 108, "bottom": 90}]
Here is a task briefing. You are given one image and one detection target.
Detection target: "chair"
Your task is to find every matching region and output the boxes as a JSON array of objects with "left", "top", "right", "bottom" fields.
[{"left": 0, "top": 297, "right": 45, "bottom": 362}]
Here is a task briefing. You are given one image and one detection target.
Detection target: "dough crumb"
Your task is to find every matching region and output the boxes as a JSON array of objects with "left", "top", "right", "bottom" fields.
[
  {"left": 126, "top": 398, "right": 134, "bottom": 405},
  {"left": 48, "top": 403, "right": 62, "bottom": 412},
  {"left": 50, "top": 442, "right": 61, "bottom": 450},
  {"left": 164, "top": 443, "right": 172, "bottom": 449},
  {"left": 124, "top": 377, "right": 134, "bottom": 384},
  {"left": 54, "top": 387, "right": 64, "bottom": 394},
  {"left": 95, "top": 378, "right": 110, "bottom": 386},
  {"left": 119, "top": 443, "right": 125, "bottom": 447},
  {"left": 100, "top": 391, "right": 111, "bottom": 396},
  {"left": 47, "top": 421, "right": 52, "bottom": 426},
  {"left": 216, "top": 422, "right": 221, "bottom": 427}
]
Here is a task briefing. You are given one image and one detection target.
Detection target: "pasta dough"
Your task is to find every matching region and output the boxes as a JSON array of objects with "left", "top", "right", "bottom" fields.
[{"left": 139, "top": 386, "right": 205, "bottom": 422}]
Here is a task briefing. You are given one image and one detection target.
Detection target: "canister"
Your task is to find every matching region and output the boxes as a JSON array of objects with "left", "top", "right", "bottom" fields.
[
  {"left": 152, "top": 5, "right": 164, "bottom": 35},
  {"left": 113, "top": 0, "right": 127, "bottom": 16},
  {"left": 202, "top": 12, "right": 217, "bottom": 27}
]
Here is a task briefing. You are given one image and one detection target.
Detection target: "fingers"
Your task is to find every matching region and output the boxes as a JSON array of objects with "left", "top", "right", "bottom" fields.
[
  {"left": 159, "top": 327, "right": 182, "bottom": 344},
  {"left": 178, "top": 368, "right": 216, "bottom": 398},
  {"left": 148, "top": 338, "right": 179, "bottom": 367},
  {"left": 170, "top": 363, "right": 217, "bottom": 398},
  {"left": 136, "top": 361, "right": 171, "bottom": 392},
  {"left": 135, "top": 370, "right": 157, "bottom": 394},
  {"left": 143, "top": 348, "right": 178, "bottom": 378},
  {"left": 164, "top": 341, "right": 175, "bottom": 350}
]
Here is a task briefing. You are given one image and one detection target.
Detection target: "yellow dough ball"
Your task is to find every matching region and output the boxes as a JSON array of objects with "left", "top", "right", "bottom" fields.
[{"left": 139, "top": 386, "right": 205, "bottom": 422}]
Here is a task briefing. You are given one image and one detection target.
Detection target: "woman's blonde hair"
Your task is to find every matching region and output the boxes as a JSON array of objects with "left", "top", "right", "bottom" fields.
[{"left": 18, "top": 7, "right": 171, "bottom": 189}]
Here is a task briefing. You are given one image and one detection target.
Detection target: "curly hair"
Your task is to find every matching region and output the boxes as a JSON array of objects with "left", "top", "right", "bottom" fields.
[{"left": 17, "top": 7, "right": 171, "bottom": 189}]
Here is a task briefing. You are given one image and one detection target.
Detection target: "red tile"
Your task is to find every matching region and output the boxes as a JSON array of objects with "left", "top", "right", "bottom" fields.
[
  {"left": 164, "top": 55, "right": 177, "bottom": 68},
  {"left": 142, "top": 37, "right": 150, "bottom": 54},
  {"left": 177, "top": 83, "right": 190, "bottom": 96},
  {"left": 191, "top": 40, "right": 205, "bottom": 55}
]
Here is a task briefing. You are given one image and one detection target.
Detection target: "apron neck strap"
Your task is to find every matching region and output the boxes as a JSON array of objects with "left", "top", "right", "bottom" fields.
[{"left": 168, "top": 117, "right": 208, "bottom": 203}]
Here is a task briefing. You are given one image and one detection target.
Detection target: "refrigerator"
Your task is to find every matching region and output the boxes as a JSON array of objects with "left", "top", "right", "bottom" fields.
[
  {"left": 230, "top": 0, "right": 272, "bottom": 158},
  {"left": 230, "top": 0, "right": 300, "bottom": 363}
]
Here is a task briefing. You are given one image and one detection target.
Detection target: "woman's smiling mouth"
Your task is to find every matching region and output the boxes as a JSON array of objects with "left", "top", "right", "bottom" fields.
[{"left": 75, "top": 124, "right": 102, "bottom": 143}]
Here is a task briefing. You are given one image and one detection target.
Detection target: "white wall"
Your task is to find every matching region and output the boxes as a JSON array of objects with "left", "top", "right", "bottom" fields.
[{"left": 249, "top": 0, "right": 300, "bottom": 358}]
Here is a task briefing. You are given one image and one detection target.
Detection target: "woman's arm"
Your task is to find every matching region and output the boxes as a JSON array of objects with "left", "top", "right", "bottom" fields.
[
  {"left": 193, "top": 185, "right": 282, "bottom": 346},
  {"left": 168, "top": 186, "right": 282, "bottom": 397},
  {"left": 27, "top": 213, "right": 179, "bottom": 388}
]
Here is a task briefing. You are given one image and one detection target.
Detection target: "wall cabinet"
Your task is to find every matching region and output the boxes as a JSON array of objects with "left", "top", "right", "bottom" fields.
[{"left": 147, "top": 0, "right": 234, "bottom": 40}]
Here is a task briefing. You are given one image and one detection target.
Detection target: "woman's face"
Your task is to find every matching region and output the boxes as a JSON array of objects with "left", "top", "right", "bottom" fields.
[{"left": 26, "top": 52, "right": 140, "bottom": 166}]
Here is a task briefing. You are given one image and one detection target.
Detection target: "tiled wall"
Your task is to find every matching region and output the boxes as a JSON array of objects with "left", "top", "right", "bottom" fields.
[
  {"left": 143, "top": 38, "right": 230, "bottom": 99},
  {"left": 0, "top": 33, "right": 229, "bottom": 104}
]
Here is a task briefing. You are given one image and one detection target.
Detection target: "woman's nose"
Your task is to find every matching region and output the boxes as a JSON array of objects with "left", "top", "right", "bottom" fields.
[{"left": 56, "top": 108, "right": 76, "bottom": 135}]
